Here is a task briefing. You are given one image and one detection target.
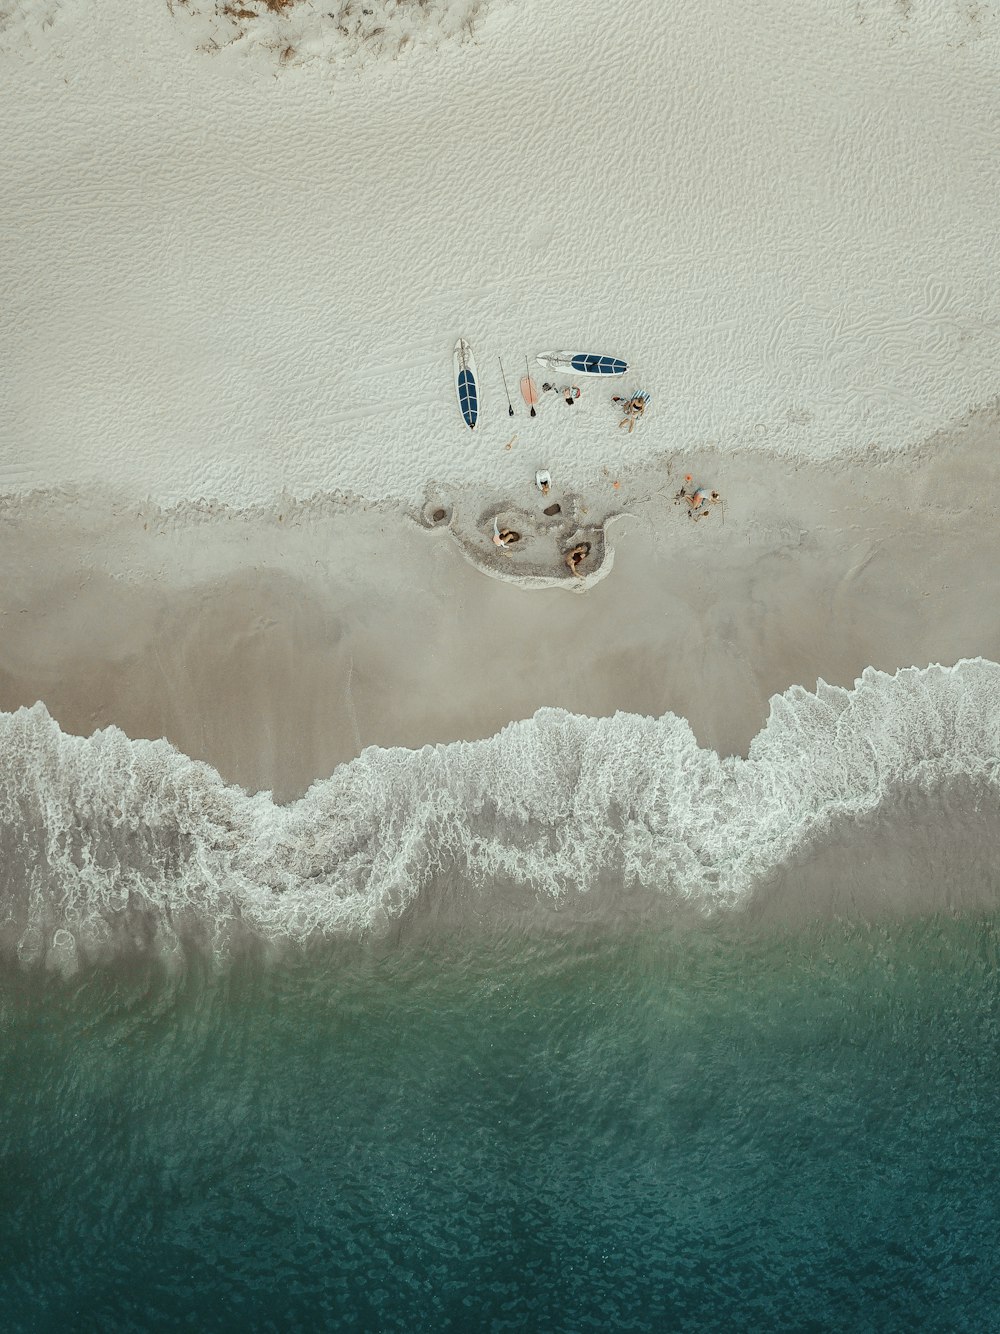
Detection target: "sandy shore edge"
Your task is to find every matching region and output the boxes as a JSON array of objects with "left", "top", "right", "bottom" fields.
[{"left": 1, "top": 406, "right": 998, "bottom": 801}]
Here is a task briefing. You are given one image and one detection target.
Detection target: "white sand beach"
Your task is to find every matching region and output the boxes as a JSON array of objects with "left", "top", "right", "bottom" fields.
[
  {"left": 9, "top": 18, "right": 1000, "bottom": 1329},
  {"left": 3, "top": 0, "right": 999, "bottom": 505},
  {"left": 1, "top": 0, "right": 999, "bottom": 939}
]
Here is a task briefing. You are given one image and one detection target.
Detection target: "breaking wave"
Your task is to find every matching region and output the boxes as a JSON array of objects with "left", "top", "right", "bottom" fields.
[{"left": 2, "top": 660, "right": 999, "bottom": 971}]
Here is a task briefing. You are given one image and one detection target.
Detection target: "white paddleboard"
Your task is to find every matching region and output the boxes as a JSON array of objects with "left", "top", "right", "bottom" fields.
[{"left": 536, "top": 351, "right": 628, "bottom": 377}]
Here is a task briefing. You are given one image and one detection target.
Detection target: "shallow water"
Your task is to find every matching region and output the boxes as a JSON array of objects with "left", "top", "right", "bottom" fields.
[
  {"left": 3, "top": 915, "right": 1000, "bottom": 1332},
  {"left": 3, "top": 661, "right": 1000, "bottom": 966}
]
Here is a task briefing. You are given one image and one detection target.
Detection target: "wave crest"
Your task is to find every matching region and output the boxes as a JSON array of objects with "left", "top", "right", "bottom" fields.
[{"left": 2, "top": 660, "right": 999, "bottom": 968}]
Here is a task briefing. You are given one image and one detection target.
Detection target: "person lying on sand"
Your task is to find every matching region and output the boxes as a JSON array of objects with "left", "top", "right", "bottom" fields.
[
  {"left": 542, "top": 383, "right": 581, "bottom": 406},
  {"left": 564, "top": 542, "right": 591, "bottom": 577},
  {"left": 689, "top": 495, "right": 720, "bottom": 521},
  {"left": 675, "top": 477, "right": 721, "bottom": 519}
]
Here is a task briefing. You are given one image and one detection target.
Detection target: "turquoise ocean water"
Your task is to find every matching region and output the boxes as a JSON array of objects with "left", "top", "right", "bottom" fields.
[
  {"left": 3, "top": 917, "right": 1000, "bottom": 1332},
  {"left": 2, "top": 663, "right": 1000, "bottom": 1329}
]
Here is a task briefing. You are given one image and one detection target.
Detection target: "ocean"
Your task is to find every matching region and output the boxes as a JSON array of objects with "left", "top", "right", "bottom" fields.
[
  {"left": 4, "top": 920, "right": 1000, "bottom": 1331},
  {"left": 2, "top": 659, "right": 999, "bottom": 1330}
]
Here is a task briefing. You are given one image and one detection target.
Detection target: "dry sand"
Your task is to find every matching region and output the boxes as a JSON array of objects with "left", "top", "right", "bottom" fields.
[
  {"left": 2, "top": 405, "right": 997, "bottom": 802},
  {"left": 2, "top": 0, "right": 999, "bottom": 506}
]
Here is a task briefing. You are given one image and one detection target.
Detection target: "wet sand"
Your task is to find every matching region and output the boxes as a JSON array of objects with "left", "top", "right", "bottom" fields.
[{"left": 1, "top": 408, "right": 998, "bottom": 803}]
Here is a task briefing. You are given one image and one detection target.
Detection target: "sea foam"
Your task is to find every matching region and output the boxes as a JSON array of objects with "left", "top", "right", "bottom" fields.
[{"left": 1, "top": 660, "right": 998, "bottom": 969}]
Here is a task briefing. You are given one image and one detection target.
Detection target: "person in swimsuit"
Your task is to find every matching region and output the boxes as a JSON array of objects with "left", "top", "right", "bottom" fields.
[
  {"left": 564, "top": 542, "right": 591, "bottom": 577},
  {"left": 675, "top": 477, "right": 721, "bottom": 519},
  {"left": 492, "top": 518, "right": 520, "bottom": 553},
  {"left": 541, "top": 383, "right": 580, "bottom": 406},
  {"left": 613, "top": 394, "right": 647, "bottom": 432}
]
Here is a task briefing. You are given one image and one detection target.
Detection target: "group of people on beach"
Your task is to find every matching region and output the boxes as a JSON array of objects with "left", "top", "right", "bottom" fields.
[
  {"left": 490, "top": 469, "right": 592, "bottom": 578},
  {"left": 491, "top": 467, "right": 723, "bottom": 576},
  {"left": 540, "top": 384, "right": 650, "bottom": 435},
  {"left": 488, "top": 379, "right": 723, "bottom": 576}
]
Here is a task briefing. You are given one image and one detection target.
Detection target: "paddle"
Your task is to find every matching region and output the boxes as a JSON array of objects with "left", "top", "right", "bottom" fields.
[
  {"left": 523, "top": 357, "right": 537, "bottom": 418},
  {"left": 498, "top": 358, "right": 514, "bottom": 417}
]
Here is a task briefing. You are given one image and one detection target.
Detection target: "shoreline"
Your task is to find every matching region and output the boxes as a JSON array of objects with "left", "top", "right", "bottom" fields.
[
  {"left": 3, "top": 659, "right": 999, "bottom": 968},
  {"left": 1, "top": 406, "right": 998, "bottom": 802}
]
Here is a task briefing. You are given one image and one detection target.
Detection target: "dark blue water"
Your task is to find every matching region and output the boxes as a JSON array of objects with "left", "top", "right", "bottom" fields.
[{"left": 3, "top": 916, "right": 1000, "bottom": 1332}]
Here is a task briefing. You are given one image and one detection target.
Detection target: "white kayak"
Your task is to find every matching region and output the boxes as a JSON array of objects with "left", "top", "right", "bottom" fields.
[
  {"left": 536, "top": 351, "right": 628, "bottom": 377},
  {"left": 454, "top": 338, "right": 480, "bottom": 430}
]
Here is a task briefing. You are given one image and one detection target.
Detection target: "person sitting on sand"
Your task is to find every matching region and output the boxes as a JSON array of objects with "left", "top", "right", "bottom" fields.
[
  {"left": 564, "top": 542, "right": 591, "bottom": 577},
  {"left": 612, "top": 394, "right": 647, "bottom": 433},
  {"left": 535, "top": 470, "right": 552, "bottom": 495},
  {"left": 492, "top": 518, "right": 520, "bottom": 553}
]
